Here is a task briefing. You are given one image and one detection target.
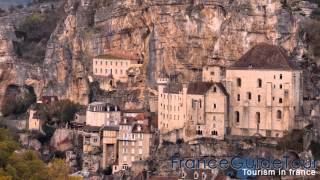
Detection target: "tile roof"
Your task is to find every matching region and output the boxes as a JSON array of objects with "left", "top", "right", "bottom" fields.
[
  {"left": 163, "top": 83, "right": 183, "bottom": 94},
  {"left": 187, "top": 82, "right": 228, "bottom": 96},
  {"left": 229, "top": 43, "right": 299, "bottom": 70},
  {"left": 95, "top": 49, "right": 140, "bottom": 60},
  {"left": 102, "top": 126, "right": 119, "bottom": 131}
]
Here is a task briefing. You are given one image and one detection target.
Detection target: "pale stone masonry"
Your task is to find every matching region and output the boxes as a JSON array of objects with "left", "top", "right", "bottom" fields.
[
  {"left": 157, "top": 80, "right": 228, "bottom": 140},
  {"left": 185, "top": 82, "right": 229, "bottom": 140},
  {"left": 225, "top": 43, "right": 303, "bottom": 137},
  {"left": 92, "top": 49, "right": 142, "bottom": 90},
  {"left": 113, "top": 117, "right": 153, "bottom": 172},
  {"left": 86, "top": 102, "right": 121, "bottom": 127},
  {"left": 158, "top": 43, "right": 304, "bottom": 140},
  {"left": 82, "top": 102, "right": 153, "bottom": 174}
]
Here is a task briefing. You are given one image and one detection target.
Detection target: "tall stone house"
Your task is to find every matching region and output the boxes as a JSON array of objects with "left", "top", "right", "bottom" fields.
[
  {"left": 113, "top": 117, "right": 153, "bottom": 172},
  {"left": 226, "top": 43, "right": 303, "bottom": 137}
]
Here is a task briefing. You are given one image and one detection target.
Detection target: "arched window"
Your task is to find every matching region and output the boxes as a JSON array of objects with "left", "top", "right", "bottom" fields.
[
  {"left": 258, "top": 79, "right": 262, "bottom": 88},
  {"left": 279, "top": 98, "right": 283, "bottom": 103},
  {"left": 247, "top": 92, "right": 252, "bottom": 100},
  {"left": 258, "top": 95, "right": 261, "bottom": 102},
  {"left": 213, "top": 87, "right": 217, "bottom": 92},
  {"left": 235, "top": 111, "right": 240, "bottom": 123},
  {"left": 237, "top": 78, "right": 242, "bottom": 87},
  {"left": 237, "top": 94, "right": 240, "bottom": 101},
  {"left": 256, "top": 112, "right": 261, "bottom": 124},
  {"left": 277, "top": 110, "right": 282, "bottom": 119}
]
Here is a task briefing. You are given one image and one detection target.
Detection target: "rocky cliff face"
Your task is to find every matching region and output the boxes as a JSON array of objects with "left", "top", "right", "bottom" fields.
[{"left": 0, "top": 0, "right": 318, "bottom": 106}]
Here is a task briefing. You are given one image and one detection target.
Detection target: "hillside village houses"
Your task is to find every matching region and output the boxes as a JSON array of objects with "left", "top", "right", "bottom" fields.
[
  {"left": 79, "top": 101, "right": 154, "bottom": 174},
  {"left": 76, "top": 43, "right": 304, "bottom": 174},
  {"left": 157, "top": 43, "right": 304, "bottom": 141},
  {"left": 92, "top": 49, "right": 142, "bottom": 91}
]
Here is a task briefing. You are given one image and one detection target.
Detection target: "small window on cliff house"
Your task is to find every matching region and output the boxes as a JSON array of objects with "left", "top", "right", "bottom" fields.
[
  {"left": 258, "top": 95, "right": 261, "bottom": 102},
  {"left": 280, "top": 74, "right": 283, "bottom": 79},
  {"left": 237, "top": 78, "right": 241, "bottom": 87},
  {"left": 279, "top": 98, "right": 283, "bottom": 104},
  {"left": 213, "top": 87, "right": 217, "bottom": 92},
  {"left": 277, "top": 110, "right": 282, "bottom": 119},
  {"left": 237, "top": 94, "right": 240, "bottom": 101},
  {"left": 235, "top": 111, "right": 240, "bottom": 123},
  {"left": 256, "top": 112, "right": 261, "bottom": 124},
  {"left": 258, "top": 79, "right": 262, "bottom": 88},
  {"left": 247, "top": 92, "right": 252, "bottom": 100}
]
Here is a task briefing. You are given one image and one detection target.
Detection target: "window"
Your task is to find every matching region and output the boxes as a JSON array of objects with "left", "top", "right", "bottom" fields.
[
  {"left": 235, "top": 111, "right": 240, "bottom": 123},
  {"left": 214, "top": 104, "right": 217, "bottom": 109},
  {"left": 258, "top": 95, "right": 261, "bottom": 102},
  {"left": 213, "top": 87, "right": 217, "bottom": 92},
  {"left": 258, "top": 79, "right": 262, "bottom": 88},
  {"left": 277, "top": 110, "right": 282, "bottom": 119},
  {"left": 280, "top": 74, "right": 283, "bottom": 79},
  {"left": 210, "top": 71, "right": 215, "bottom": 75},
  {"left": 95, "top": 60, "right": 97, "bottom": 65},
  {"left": 280, "top": 84, "right": 283, "bottom": 89},
  {"left": 256, "top": 112, "right": 260, "bottom": 124},
  {"left": 237, "top": 94, "right": 240, "bottom": 101},
  {"left": 138, "top": 148, "right": 142, "bottom": 154},
  {"left": 105, "top": 69, "right": 108, "bottom": 73},
  {"left": 247, "top": 92, "right": 252, "bottom": 100},
  {"left": 105, "top": 61, "right": 107, "bottom": 65},
  {"left": 236, "top": 78, "right": 241, "bottom": 87},
  {"left": 279, "top": 98, "right": 283, "bottom": 104}
]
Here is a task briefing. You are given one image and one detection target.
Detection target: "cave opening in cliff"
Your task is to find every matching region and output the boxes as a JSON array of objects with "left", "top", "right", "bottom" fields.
[{"left": 1, "top": 84, "right": 37, "bottom": 117}]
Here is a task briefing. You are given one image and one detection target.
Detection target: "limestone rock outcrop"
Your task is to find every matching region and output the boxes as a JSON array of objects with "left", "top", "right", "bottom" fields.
[{"left": 0, "top": 0, "right": 318, "bottom": 106}]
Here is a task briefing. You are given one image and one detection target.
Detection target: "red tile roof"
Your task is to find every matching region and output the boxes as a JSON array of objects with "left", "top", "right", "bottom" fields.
[{"left": 95, "top": 49, "right": 140, "bottom": 60}]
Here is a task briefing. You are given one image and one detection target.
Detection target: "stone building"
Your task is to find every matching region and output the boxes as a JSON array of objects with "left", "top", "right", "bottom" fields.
[
  {"left": 225, "top": 43, "right": 303, "bottom": 137},
  {"left": 158, "top": 79, "right": 187, "bottom": 133},
  {"left": 202, "top": 65, "right": 224, "bottom": 82},
  {"left": 28, "top": 104, "right": 45, "bottom": 132},
  {"left": 157, "top": 80, "right": 228, "bottom": 140},
  {"left": 92, "top": 49, "right": 142, "bottom": 90},
  {"left": 101, "top": 126, "right": 119, "bottom": 169},
  {"left": 185, "top": 82, "right": 228, "bottom": 140},
  {"left": 82, "top": 126, "right": 101, "bottom": 172},
  {"left": 113, "top": 117, "right": 153, "bottom": 173},
  {"left": 86, "top": 102, "right": 121, "bottom": 127}
]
